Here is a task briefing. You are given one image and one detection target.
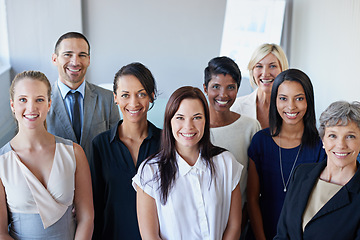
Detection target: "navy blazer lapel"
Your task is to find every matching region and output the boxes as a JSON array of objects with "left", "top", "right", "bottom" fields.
[
  {"left": 51, "top": 83, "right": 77, "bottom": 142},
  {"left": 308, "top": 162, "right": 360, "bottom": 223},
  {"left": 81, "top": 82, "right": 97, "bottom": 145},
  {"left": 296, "top": 162, "right": 326, "bottom": 220}
]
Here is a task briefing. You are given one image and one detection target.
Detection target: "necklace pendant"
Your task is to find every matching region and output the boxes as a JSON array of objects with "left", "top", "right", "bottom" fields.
[{"left": 284, "top": 188, "right": 287, "bottom": 192}]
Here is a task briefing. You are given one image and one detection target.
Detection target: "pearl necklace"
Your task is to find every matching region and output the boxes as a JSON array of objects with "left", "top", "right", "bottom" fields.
[{"left": 279, "top": 136, "right": 302, "bottom": 192}]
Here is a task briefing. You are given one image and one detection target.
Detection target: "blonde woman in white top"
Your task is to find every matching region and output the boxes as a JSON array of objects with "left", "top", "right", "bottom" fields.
[
  {"left": 231, "top": 43, "right": 289, "bottom": 129},
  {"left": 0, "top": 71, "right": 93, "bottom": 240}
]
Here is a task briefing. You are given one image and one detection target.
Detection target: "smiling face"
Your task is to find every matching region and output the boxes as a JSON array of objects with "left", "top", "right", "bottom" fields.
[
  {"left": 114, "top": 74, "right": 152, "bottom": 124},
  {"left": 10, "top": 78, "right": 51, "bottom": 130},
  {"left": 276, "top": 81, "right": 307, "bottom": 127},
  {"left": 204, "top": 74, "right": 238, "bottom": 112},
  {"left": 52, "top": 38, "right": 90, "bottom": 90},
  {"left": 253, "top": 53, "right": 281, "bottom": 93},
  {"left": 171, "top": 98, "right": 205, "bottom": 154},
  {"left": 323, "top": 121, "right": 360, "bottom": 170}
]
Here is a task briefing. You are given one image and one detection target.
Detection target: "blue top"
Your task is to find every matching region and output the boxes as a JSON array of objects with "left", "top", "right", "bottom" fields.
[
  {"left": 90, "top": 120, "right": 161, "bottom": 240},
  {"left": 248, "top": 128, "right": 326, "bottom": 240}
]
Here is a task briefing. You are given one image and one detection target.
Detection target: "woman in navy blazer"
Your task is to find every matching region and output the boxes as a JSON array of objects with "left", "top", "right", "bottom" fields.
[{"left": 275, "top": 101, "right": 360, "bottom": 240}]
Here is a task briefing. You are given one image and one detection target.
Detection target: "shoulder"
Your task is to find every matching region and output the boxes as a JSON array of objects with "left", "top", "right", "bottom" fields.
[
  {"left": 238, "top": 115, "right": 261, "bottom": 129},
  {"left": 213, "top": 151, "right": 242, "bottom": 168},
  {"left": 252, "top": 128, "right": 271, "bottom": 141},
  {"left": 86, "top": 81, "right": 113, "bottom": 97},
  {"left": 148, "top": 121, "right": 162, "bottom": 139},
  {"left": 92, "top": 127, "right": 113, "bottom": 145},
  {"left": 54, "top": 135, "right": 73, "bottom": 146}
]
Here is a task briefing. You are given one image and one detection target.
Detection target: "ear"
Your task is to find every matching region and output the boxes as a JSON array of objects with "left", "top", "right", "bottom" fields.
[
  {"left": 51, "top": 53, "right": 58, "bottom": 66},
  {"left": 150, "top": 92, "right": 155, "bottom": 103},
  {"left": 203, "top": 84, "right": 208, "bottom": 95},
  {"left": 10, "top": 99, "right": 14, "bottom": 113},
  {"left": 113, "top": 92, "right": 118, "bottom": 105},
  {"left": 48, "top": 99, "right": 52, "bottom": 111}
]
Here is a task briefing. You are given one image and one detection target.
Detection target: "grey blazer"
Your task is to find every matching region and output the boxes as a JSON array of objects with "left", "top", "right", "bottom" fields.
[{"left": 47, "top": 81, "right": 120, "bottom": 160}]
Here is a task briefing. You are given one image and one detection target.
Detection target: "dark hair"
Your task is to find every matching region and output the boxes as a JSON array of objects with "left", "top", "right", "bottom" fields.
[
  {"left": 269, "top": 69, "right": 319, "bottom": 147},
  {"left": 204, "top": 56, "right": 241, "bottom": 89},
  {"left": 54, "top": 32, "right": 90, "bottom": 55},
  {"left": 319, "top": 101, "right": 360, "bottom": 139},
  {"left": 113, "top": 62, "right": 157, "bottom": 110},
  {"left": 146, "top": 86, "right": 225, "bottom": 204}
]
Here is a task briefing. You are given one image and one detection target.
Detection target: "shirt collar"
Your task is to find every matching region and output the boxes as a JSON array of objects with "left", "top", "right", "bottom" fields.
[
  {"left": 57, "top": 79, "right": 86, "bottom": 99},
  {"left": 109, "top": 120, "right": 157, "bottom": 143},
  {"left": 177, "top": 151, "right": 207, "bottom": 176}
]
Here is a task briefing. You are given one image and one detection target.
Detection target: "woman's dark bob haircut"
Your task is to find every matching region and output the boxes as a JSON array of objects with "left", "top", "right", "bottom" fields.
[
  {"left": 204, "top": 56, "right": 242, "bottom": 89},
  {"left": 269, "top": 68, "right": 319, "bottom": 147}
]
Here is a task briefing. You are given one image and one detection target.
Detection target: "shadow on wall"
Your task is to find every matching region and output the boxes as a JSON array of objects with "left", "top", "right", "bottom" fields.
[{"left": 99, "top": 83, "right": 166, "bottom": 129}]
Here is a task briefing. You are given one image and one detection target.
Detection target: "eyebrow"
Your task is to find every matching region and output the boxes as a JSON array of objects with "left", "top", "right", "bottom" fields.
[
  {"left": 121, "top": 89, "right": 146, "bottom": 93},
  {"left": 278, "top": 93, "right": 305, "bottom": 97},
  {"left": 62, "top": 50, "right": 89, "bottom": 55}
]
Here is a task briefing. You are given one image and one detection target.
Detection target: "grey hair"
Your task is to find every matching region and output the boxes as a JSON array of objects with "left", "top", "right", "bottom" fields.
[{"left": 319, "top": 101, "right": 360, "bottom": 139}]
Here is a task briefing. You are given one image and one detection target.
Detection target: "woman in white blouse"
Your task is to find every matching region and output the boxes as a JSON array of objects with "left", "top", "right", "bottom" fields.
[
  {"left": 231, "top": 43, "right": 289, "bottom": 129},
  {"left": 0, "top": 71, "right": 93, "bottom": 240},
  {"left": 133, "top": 86, "right": 243, "bottom": 240}
]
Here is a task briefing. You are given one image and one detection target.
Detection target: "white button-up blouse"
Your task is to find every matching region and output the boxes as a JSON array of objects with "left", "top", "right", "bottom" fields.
[{"left": 133, "top": 150, "right": 243, "bottom": 240}]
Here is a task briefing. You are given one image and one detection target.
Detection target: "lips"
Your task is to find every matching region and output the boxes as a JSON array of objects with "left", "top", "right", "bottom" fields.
[
  {"left": 181, "top": 133, "right": 196, "bottom": 138},
  {"left": 285, "top": 112, "right": 299, "bottom": 118},
  {"left": 24, "top": 114, "right": 39, "bottom": 120},
  {"left": 127, "top": 109, "right": 141, "bottom": 114},
  {"left": 215, "top": 99, "right": 229, "bottom": 105},
  {"left": 333, "top": 152, "right": 349, "bottom": 157}
]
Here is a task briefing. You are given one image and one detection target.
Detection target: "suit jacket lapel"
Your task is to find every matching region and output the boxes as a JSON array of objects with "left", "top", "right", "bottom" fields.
[
  {"left": 81, "top": 82, "right": 97, "bottom": 145},
  {"left": 51, "top": 84, "right": 77, "bottom": 142}
]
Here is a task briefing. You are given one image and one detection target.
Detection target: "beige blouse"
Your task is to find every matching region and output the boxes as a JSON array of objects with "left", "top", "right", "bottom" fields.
[{"left": 302, "top": 178, "right": 342, "bottom": 231}]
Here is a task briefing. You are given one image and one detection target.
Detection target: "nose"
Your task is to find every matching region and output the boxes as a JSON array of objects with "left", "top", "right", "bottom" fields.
[
  {"left": 70, "top": 55, "right": 80, "bottom": 65},
  {"left": 219, "top": 87, "right": 228, "bottom": 97},
  {"left": 288, "top": 99, "right": 296, "bottom": 110},
  {"left": 129, "top": 95, "right": 139, "bottom": 107},
  {"left": 27, "top": 99, "right": 37, "bottom": 112},
  {"left": 184, "top": 118, "right": 194, "bottom": 129},
  {"left": 337, "top": 137, "right": 347, "bottom": 149},
  {"left": 262, "top": 66, "right": 270, "bottom": 76}
]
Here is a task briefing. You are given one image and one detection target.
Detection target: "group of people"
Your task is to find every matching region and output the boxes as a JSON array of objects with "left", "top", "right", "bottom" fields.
[{"left": 0, "top": 31, "right": 359, "bottom": 240}]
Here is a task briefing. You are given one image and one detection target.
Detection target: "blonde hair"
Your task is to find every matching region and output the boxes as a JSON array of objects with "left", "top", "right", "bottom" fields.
[{"left": 248, "top": 43, "right": 289, "bottom": 88}]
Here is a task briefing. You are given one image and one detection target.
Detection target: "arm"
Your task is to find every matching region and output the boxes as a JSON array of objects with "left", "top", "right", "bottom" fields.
[
  {"left": 247, "top": 158, "right": 266, "bottom": 240},
  {"left": 136, "top": 185, "right": 162, "bottom": 240},
  {"left": 0, "top": 180, "right": 13, "bottom": 240},
  {"left": 73, "top": 144, "right": 94, "bottom": 240},
  {"left": 222, "top": 183, "right": 242, "bottom": 240}
]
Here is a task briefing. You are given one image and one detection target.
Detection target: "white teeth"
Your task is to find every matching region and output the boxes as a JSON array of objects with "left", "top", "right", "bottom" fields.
[
  {"left": 285, "top": 112, "right": 297, "bottom": 117},
  {"left": 334, "top": 152, "right": 348, "bottom": 157},
  {"left": 128, "top": 109, "right": 140, "bottom": 114},
  {"left": 216, "top": 100, "right": 228, "bottom": 105},
  {"left": 261, "top": 79, "right": 273, "bottom": 83},
  {"left": 68, "top": 68, "right": 80, "bottom": 72},
  {"left": 25, "top": 115, "right": 38, "bottom": 119},
  {"left": 182, "top": 133, "right": 195, "bottom": 137}
]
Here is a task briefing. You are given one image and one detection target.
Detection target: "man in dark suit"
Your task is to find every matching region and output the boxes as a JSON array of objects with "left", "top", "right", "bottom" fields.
[{"left": 47, "top": 32, "right": 119, "bottom": 160}]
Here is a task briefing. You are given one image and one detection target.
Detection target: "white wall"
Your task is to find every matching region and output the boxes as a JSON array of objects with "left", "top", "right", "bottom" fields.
[
  {"left": 290, "top": 0, "right": 360, "bottom": 117},
  {"left": 82, "top": 0, "right": 226, "bottom": 99}
]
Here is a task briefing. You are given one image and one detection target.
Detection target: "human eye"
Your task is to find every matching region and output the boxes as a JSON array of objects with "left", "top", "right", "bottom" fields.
[
  {"left": 279, "top": 97, "right": 287, "bottom": 101},
  {"left": 121, "top": 94, "right": 129, "bottom": 98},
  {"left": 328, "top": 134, "right": 336, "bottom": 139},
  {"left": 296, "top": 97, "right": 305, "bottom": 101},
  {"left": 63, "top": 53, "right": 71, "bottom": 57},
  {"left": 212, "top": 84, "right": 220, "bottom": 89},
  {"left": 19, "top": 98, "right": 26, "bottom": 102},
  {"left": 79, "top": 53, "right": 88, "bottom": 58},
  {"left": 228, "top": 85, "right": 236, "bottom": 90},
  {"left": 270, "top": 64, "right": 278, "bottom": 69},
  {"left": 36, "top": 98, "right": 45, "bottom": 102},
  {"left": 346, "top": 134, "right": 356, "bottom": 139},
  {"left": 138, "top": 92, "right": 147, "bottom": 98},
  {"left": 255, "top": 64, "right": 262, "bottom": 68},
  {"left": 175, "top": 116, "right": 184, "bottom": 120}
]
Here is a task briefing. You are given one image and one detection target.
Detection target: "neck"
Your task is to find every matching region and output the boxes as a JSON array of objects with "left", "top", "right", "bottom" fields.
[
  {"left": 119, "top": 118, "right": 148, "bottom": 139},
  {"left": 209, "top": 107, "right": 235, "bottom": 128},
  {"left": 176, "top": 145, "right": 200, "bottom": 166},
  {"left": 257, "top": 89, "right": 271, "bottom": 105},
  {"left": 321, "top": 161, "right": 357, "bottom": 186},
  {"left": 12, "top": 126, "right": 53, "bottom": 149},
  {"left": 280, "top": 121, "right": 305, "bottom": 139}
]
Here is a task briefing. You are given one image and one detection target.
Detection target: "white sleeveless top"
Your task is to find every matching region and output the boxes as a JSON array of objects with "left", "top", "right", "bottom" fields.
[{"left": 0, "top": 136, "right": 76, "bottom": 229}]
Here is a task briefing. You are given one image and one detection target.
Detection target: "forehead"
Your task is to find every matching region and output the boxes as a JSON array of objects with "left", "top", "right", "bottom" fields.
[
  {"left": 58, "top": 38, "right": 89, "bottom": 53},
  {"left": 117, "top": 75, "right": 144, "bottom": 90},
  {"left": 176, "top": 98, "right": 204, "bottom": 114},
  {"left": 258, "top": 53, "right": 280, "bottom": 64},
  {"left": 278, "top": 81, "right": 304, "bottom": 94},
  {"left": 14, "top": 78, "right": 48, "bottom": 94},
  {"left": 210, "top": 74, "right": 236, "bottom": 84}
]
